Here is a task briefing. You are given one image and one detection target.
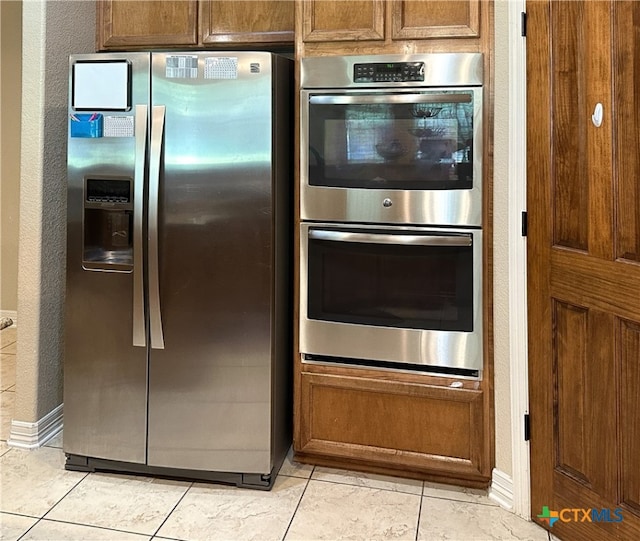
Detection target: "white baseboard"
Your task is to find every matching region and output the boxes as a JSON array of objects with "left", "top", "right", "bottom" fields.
[
  {"left": 0, "top": 310, "right": 17, "bottom": 327},
  {"left": 8, "top": 403, "right": 63, "bottom": 449},
  {"left": 489, "top": 468, "right": 514, "bottom": 510}
]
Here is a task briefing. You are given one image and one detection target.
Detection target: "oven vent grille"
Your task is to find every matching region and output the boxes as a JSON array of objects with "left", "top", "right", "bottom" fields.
[{"left": 303, "top": 354, "right": 480, "bottom": 380}]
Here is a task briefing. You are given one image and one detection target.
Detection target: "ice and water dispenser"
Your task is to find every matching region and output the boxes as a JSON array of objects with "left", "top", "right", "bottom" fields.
[
  {"left": 82, "top": 177, "right": 133, "bottom": 270},
  {"left": 70, "top": 60, "right": 135, "bottom": 272}
]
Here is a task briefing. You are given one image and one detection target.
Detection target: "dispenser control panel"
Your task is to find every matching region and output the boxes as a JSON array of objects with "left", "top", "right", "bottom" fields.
[{"left": 86, "top": 178, "right": 131, "bottom": 204}]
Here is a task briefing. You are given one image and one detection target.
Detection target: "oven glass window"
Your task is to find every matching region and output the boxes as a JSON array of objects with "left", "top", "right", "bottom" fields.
[
  {"left": 308, "top": 91, "right": 475, "bottom": 190},
  {"left": 307, "top": 231, "right": 474, "bottom": 332}
]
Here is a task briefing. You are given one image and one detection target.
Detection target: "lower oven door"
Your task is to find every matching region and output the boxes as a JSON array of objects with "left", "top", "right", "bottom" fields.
[{"left": 299, "top": 223, "right": 483, "bottom": 377}]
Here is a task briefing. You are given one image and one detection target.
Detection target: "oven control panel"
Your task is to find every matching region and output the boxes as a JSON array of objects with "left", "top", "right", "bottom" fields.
[{"left": 353, "top": 62, "right": 425, "bottom": 83}]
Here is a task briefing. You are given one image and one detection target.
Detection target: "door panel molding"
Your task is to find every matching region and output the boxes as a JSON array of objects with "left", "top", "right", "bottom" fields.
[
  {"left": 620, "top": 319, "right": 640, "bottom": 514},
  {"left": 613, "top": 2, "right": 640, "bottom": 263},
  {"left": 553, "top": 300, "right": 591, "bottom": 487},
  {"left": 551, "top": 249, "right": 640, "bottom": 321},
  {"left": 549, "top": 1, "right": 589, "bottom": 252}
]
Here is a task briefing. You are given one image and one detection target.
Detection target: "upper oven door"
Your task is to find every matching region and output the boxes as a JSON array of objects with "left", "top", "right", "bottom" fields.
[{"left": 300, "top": 88, "right": 483, "bottom": 226}]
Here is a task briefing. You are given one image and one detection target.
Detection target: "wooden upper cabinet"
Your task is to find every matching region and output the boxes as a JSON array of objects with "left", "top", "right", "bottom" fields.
[
  {"left": 97, "top": 0, "right": 199, "bottom": 50},
  {"left": 97, "top": 0, "right": 294, "bottom": 51},
  {"left": 201, "top": 0, "right": 294, "bottom": 45},
  {"left": 391, "top": 0, "right": 480, "bottom": 40},
  {"left": 299, "top": 0, "right": 481, "bottom": 45},
  {"left": 301, "top": 0, "right": 385, "bottom": 42}
]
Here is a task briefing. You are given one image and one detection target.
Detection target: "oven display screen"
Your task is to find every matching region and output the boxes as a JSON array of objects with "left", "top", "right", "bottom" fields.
[
  {"left": 379, "top": 64, "right": 400, "bottom": 73},
  {"left": 353, "top": 62, "right": 424, "bottom": 83}
]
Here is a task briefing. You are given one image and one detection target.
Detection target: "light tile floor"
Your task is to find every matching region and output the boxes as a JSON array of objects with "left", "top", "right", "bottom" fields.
[{"left": 0, "top": 326, "right": 552, "bottom": 541}]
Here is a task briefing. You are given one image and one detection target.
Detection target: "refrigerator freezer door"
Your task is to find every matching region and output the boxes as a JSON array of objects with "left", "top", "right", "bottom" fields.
[
  {"left": 64, "top": 53, "right": 151, "bottom": 464},
  {"left": 147, "top": 52, "right": 276, "bottom": 473}
]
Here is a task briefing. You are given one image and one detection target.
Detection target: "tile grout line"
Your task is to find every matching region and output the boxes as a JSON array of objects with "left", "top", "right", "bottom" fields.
[
  {"left": 421, "top": 493, "right": 502, "bottom": 508},
  {"left": 10, "top": 448, "right": 192, "bottom": 540},
  {"left": 40, "top": 471, "right": 91, "bottom": 522},
  {"left": 283, "top": 470, "right": 494, "bottom": 505},
  {"left": 0, "top": 511, "right": 41, "bottom": 520},
  {"left": 17, "top": 470, "right": 196, "bottom": 539},
  {"left": 15, "top": 467, "right": 89, "bottom": 541},
  {"left": 20, "top": 516, "right": 166, "bottom": 540},
  {"left": 16, "top": 517, "right": 41, "bottom": 541},
  {"left": 308, "top": 475, "right": 426, "bottom": 497},
  {"left": 280, "top": 465, "right": 315, "bottom": 541},
  {"left": 414, "top": 481, "right": 425, "bottom": 541},
  {"left": 2, "top": 509, "right": 41, "bottom": 541},
  {"left": 149, "top": 480, "right": 195, "bottom": 539}
]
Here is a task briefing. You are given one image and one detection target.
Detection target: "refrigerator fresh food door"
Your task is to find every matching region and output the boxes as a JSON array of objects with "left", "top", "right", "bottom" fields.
[
  {"left": 147, "top": 52, "right": 275, "bottom": 473},
  {"left": 64, "top": 52, "right": 151, "bottom": 464}
]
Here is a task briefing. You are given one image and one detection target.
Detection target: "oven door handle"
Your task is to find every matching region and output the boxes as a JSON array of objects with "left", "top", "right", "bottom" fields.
[
  {"left": 309, "top": 229, "right": 472, "bottom": 247},
  {"left": 309, "top": 93, "right": 471, "bottom": 105}
]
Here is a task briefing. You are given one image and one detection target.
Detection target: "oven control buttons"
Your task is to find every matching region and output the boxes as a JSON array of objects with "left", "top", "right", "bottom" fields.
[
  {"left": 383, "top": 198, "right": 393, "bottom": 208},
  {"left": 353, "top": 62, "right": 425, "bottom": 83}
]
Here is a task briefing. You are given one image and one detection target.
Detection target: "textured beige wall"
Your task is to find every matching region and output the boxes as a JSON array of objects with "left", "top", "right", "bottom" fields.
[
  {"left": 492, "top": 0, "right": 513, "bottom": 477},
  {"left": 0, "top": 0, "right": 22, "bottom": 314},
  {"left": 14, "top": 0, "right": 95, "bottom": 422}
]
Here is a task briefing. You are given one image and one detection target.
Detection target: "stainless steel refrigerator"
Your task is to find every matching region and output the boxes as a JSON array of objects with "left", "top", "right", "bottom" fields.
[{"left": 64, "top": 52, "right": 292, "bottom": 489}]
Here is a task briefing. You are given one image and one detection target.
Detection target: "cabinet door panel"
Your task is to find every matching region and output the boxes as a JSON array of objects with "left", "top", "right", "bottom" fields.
[
  {"left": 301, "top": 0, "right": 385, "bottom": 42},
  {"left": 392, "top": 0, "right": 480, "bottom": 40},
  {"left": 98, "top": 0, "right": 198, "bottom": 50},
  {"left": 201, "top": 0, "right": 294, "bottom": 45},
  {"left": 298, "top": 372, "right": 487, "bottom": 480}
]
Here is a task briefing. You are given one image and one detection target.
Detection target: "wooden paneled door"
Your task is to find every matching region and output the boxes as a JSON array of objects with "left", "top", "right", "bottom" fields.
[{"left": 527, "top": 1, "right": 640, "bottom": 540}]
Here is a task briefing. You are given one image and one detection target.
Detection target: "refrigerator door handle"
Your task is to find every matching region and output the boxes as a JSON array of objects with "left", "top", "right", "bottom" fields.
[
  {"left": 133, "top": 105, "right": 148, "bottom": 348},
  {"left": 148, "top": 105, "right": 166, "bottom": 349}
]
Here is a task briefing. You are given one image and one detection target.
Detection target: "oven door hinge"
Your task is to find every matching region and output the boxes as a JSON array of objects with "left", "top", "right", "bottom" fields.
[
  {"left": 524, "top": 413, "right": 531, "bottom": 441},
  {"left": 521, "top": 211, "right": 528, "bottom": 237},
  {"left": 521, "top": 12, "right": 527, "bottom": 37}
]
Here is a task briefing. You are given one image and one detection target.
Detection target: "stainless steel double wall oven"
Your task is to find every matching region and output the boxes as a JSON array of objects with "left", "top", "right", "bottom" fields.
[{"left": 299, "top": 53, "right": 484, "bottom": 378}]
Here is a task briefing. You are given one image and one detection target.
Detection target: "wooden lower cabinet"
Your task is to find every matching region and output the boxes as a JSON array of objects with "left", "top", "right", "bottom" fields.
[{"left": 295, "top": 369, "right": 491, "bottom": 487}]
